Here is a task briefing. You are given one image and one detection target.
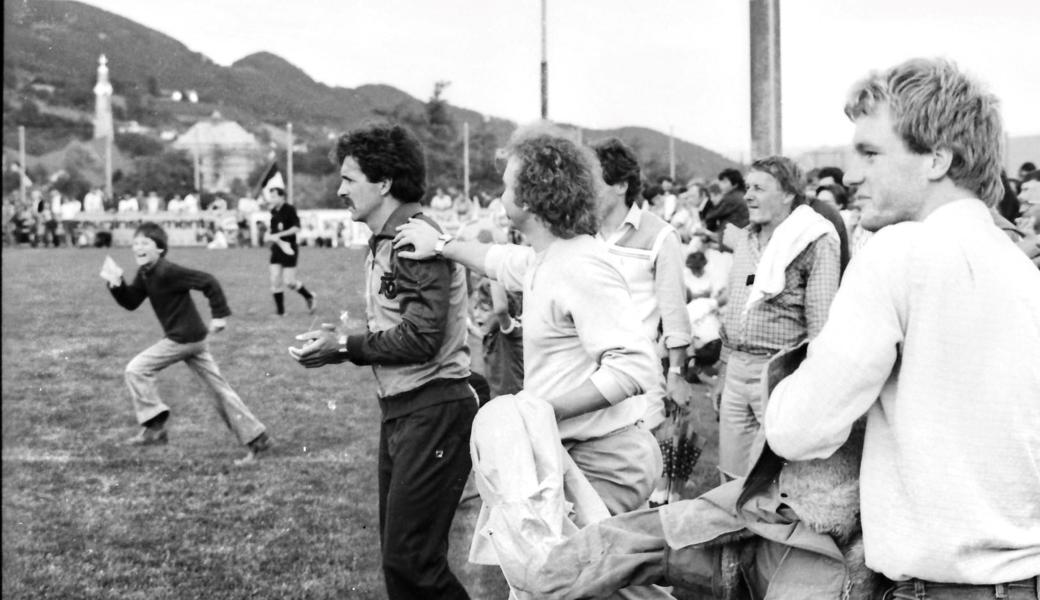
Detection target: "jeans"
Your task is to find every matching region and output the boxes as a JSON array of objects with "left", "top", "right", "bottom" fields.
[
  {"left": 718, "top": 350, "right": 772, "bottom": 479},
  {"left": 124, "top": 338, "right": 265, "bottom": 445}
]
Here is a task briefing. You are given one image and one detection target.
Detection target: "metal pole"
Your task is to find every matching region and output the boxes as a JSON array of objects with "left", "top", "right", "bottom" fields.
[
  {"left": 540, "top": 0, "right": 548, "bottom": 119},
  {"left": 18, "top": 126, "right": 26, "bottom": 206},
  {"left": 193, "top": 129, "right": 201, "bottom": 193},
  {"left": 669, "top": 127, "right": 676, "bottom": 180},
  {"left": 749, "top": 0, "right": 782, "bottom": 158},
  {"left": 463, "top": 121, "right": 470, "bottom": 205},
  {"left": 287, "top": 122, "right": 294, "bottom": 205}
]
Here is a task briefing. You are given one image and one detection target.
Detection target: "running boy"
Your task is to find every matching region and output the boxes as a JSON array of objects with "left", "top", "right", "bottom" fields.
[{"left": 100, "top": 222, "right": 270, "bottom": 465}]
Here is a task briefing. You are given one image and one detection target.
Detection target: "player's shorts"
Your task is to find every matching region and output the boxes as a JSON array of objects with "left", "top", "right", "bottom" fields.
[{"left": 269, "top": 244, "right": 299, "bottom": 267}]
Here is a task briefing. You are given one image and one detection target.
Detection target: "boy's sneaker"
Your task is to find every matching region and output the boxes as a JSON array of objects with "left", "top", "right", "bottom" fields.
[
  {"left": 125, "top": 428, "right": 168, "bottom": 446},
  {"left": 233, "top": 432, "right": 272, "bottom": 466}
]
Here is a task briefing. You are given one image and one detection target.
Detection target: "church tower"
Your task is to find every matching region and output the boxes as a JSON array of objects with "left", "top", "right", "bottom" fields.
[{"left": 93, "top": 54, "right": 114, "bottom": 140}]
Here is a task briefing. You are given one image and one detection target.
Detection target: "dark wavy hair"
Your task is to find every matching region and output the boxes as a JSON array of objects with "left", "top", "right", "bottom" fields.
[
  {"left": 504, "top": 122, "right": 600, "bottom": 238},
  {"left": 718, "top": 168, "right": 746, "bottom": 191},
  {"left": 816, "top": 183, "right": 851, "bottom": 210},
  {"left": 332, "top": 124, "right": 426, "bottom": 204},
  {"left": 592, "top": 137, "right": 642, "bottom": 207},
  {"left": 816, "top": 166, "right": 845, "bottom": 187}
]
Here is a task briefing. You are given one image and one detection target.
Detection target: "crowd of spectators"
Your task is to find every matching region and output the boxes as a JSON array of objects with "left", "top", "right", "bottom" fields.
[{"left": 2, "top": 185, "right": 266, "bottom": 249}]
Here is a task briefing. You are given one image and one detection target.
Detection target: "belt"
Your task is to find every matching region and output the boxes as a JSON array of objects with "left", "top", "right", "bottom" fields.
[
  {"left": 885, "top": 577, "right": 1039, "bottom": 600},
  {"left": 730, "top": 347, "right": 775, "bottom": 358}
]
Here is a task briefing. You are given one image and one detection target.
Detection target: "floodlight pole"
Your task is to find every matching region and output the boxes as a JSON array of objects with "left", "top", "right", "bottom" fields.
[
  {"left": 749, "top": 0, "right": 782, "bottom": 159},
  {"left": 287, "top": 122, "right": 294, "bottom": 205},
  {"left": 540, "top": 0, "right": 548, "bottom": 119}
]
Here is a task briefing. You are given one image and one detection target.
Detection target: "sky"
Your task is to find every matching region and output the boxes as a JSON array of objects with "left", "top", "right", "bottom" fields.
[{"left": 79, "top": 0, "right": 1040, "bottom": 161}]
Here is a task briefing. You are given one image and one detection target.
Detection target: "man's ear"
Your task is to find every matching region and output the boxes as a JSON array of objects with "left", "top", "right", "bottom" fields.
[
  {"left": 926, "top": 148, "right": 954, "bottom": 182},
  {"left": 379, "top": 179, "right": 393, "bottom": 196}
]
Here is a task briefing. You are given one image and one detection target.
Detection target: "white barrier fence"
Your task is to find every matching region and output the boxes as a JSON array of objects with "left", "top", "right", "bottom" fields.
[{"left": 69, "top": 210, "right": 370, "bottom": 248}]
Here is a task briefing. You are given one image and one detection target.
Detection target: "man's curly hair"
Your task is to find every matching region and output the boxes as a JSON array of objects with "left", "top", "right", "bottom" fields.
[
  {"left": 331, "top": 123, "right": 426, "bottom": 204},
  {"left": 503, "top": 122, "right": 600, "bottom": 238}
]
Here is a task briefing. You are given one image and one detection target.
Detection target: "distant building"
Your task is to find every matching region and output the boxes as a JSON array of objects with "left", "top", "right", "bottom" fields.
[{"left": 172, "top": 113, "right": 264, "bottom": 193}]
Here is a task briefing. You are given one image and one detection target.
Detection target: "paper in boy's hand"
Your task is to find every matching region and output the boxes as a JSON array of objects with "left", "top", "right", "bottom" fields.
[{"left": 100, "top": 255, "right": 123, "bottom": 284}]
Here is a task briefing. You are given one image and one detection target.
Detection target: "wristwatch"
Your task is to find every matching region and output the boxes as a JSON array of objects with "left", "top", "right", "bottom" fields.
[
  {"left": 338, "top": 335, "right": 349, "bottom": 354},
  {"left": 434, "top": 233, "right": 454, "bottom": 256}
]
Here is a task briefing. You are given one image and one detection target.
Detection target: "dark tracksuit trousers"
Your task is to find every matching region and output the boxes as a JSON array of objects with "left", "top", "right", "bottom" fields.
[{"left": 378, "top": 385, "right": 476, "bottom": 600}]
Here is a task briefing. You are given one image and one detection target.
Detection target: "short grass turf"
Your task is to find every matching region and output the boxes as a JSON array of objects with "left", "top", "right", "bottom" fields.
[{"left": 2, "top": 246, "right": 720, "bottom": 599}]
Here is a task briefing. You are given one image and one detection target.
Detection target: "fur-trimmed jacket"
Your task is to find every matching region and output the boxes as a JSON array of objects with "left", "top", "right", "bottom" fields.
[{"left": 660, "top": 421, "right": 883, "bottom": 599}]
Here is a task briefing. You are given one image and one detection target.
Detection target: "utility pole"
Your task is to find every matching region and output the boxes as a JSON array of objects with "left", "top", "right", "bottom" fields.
[
  {"left": 105, "top": 136, "right": 113, "bottom": 200},
  {"left": 18, "top": 126, "right": 26, "bottom": 206},
  {"left": 192, "top": 129, "right": 201, "bottom": 193},
  {"left": 287, "top": 122, "right": 294, "bottom": 205},
  {"left": 540, "top": 0, "right": 548, "bottom": 119},
  {"left": 669, "top": 127, "right": 676, "bottom": 180},
  {"left": 463, "top": 121, "right": 470, "bottom": 205},
  {"left": 749, "top": 0, "right": 782, "bottom": 158}
]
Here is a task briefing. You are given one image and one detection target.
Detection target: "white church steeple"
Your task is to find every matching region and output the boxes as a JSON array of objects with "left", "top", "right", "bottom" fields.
[{"left": 93, "top": 54, "right": 114, "bottom": 140}]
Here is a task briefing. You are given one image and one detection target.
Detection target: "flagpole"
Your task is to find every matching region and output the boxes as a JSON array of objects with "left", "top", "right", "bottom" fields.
[
  {"left": 18, "top": 125, "right": 26, "bottom": 207},
  {"left": 287, "top": 122, "right": 294, "bottom": 205}
]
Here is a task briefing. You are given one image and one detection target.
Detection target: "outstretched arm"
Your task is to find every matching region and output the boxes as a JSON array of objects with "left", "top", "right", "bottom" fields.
[{"left": 393, "top": 217, "right": 491, "bottom": 274}]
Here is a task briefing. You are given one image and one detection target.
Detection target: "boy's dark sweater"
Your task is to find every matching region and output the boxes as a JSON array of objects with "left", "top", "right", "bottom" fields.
[{"left": 109, "top": 257, "right": 230, "bottom": 343}]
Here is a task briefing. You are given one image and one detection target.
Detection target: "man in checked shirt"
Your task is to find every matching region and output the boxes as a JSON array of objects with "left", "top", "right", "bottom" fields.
[{"left": 716, "top": 156, "right": 840, "bottom": 480}]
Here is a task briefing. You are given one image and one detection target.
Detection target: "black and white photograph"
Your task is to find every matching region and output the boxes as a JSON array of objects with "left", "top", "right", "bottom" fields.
[{"left": 3, "top": 0, "right": 1038, "bottom": 598}]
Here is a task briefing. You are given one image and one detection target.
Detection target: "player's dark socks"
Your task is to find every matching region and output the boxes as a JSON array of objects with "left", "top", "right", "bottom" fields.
[
  {"left": 296, "top": 285, "right": 313, "bottom": 301},
  {"left": 273, "top": 292, "right": 285, "bottom": 315}
]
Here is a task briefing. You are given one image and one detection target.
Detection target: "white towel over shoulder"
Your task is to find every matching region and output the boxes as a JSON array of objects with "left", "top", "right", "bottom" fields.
[{"left": 745, "top": 204, "right": 837, "bottom": 310}]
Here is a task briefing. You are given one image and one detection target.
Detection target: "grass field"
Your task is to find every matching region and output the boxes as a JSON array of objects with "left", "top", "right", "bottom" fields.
[{"left": 1, "top": 246, "right": 719, "bottom": 599}]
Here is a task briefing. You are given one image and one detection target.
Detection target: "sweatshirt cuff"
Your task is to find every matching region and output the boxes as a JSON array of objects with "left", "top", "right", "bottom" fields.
[
  {"left": 346, "top": 334, "right": 370, "bottom": 365},
  {"left": 662, "top": 332, "right": 692, "bottom": 348}
]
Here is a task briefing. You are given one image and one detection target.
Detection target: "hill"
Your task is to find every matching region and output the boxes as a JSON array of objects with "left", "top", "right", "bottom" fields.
[{"left": 3, "top": 0, "right": 739, "bottom": 178}]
